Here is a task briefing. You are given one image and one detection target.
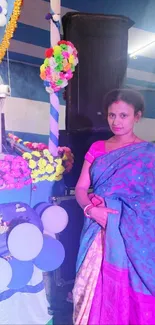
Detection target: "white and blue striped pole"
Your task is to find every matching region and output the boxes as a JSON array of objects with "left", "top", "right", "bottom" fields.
[{"left": 49, "top": 0, "right": 61, "bottom": 156}]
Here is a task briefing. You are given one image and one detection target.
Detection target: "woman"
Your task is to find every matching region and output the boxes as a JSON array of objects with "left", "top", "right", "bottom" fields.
[{"left": 73, "top": 89, "right": 155, "bottom": 325}]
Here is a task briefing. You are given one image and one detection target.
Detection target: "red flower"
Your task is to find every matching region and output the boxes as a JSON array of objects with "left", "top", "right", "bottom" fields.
[
  {"left": 58, "top": 40, "right": 67, "bottom": 45},
  {"left": 45, "top": 48, "right": 53, "bottom": 58},
  {"left": 67, "top": 41, "right": 74, "bottom": 48}
]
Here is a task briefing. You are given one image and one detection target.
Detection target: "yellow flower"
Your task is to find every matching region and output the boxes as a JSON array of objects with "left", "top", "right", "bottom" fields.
[
  {"left": 40, "top": 64, "right": 45, "bottom": 73},
  {"left": 43, "top": 149, "right": 51, "bottom": 157},
  {"left": 38, "top": 158, "right": 47, "bottom": 168},
  {"left": 38, "top": 167, "right": 46, "bottom": 175},
  {"left": 69, "top": 54, "right": 74, "bottom": 64},
  {"left": 17, "top": 138, "right": 22, "bottom": 143},
  {"left": 32, "top": 151, "right": 41, "bottom": 157},
  {"left": 48, "top": 156, "right": 54, "bottom": 164},
  {"left": 47, "top": 174, "right": 56, "bottom": 182},
  {"left": 62, "top": 154, "right": 68, "bottom": 161},
  {"left": 53, "top": 45, "right": 62, "bottom": 55},
  {"left": 55, "top": 158, "right": 62, "bottom": 165},
  {"left": 31, "top": 170, "right": 39, "bottom": 178},
  {"left": 56, "top": 165, "right": 65, "bottom": 175},
  {"left": 39, "top": 175, "right": 47, "bottom": 181},
  {"left": 23, "top": 152, "right": 32, "bottom": 160},
  {"left": 45, "top": 164, "right": 55, "bottom": 174},
  {"left": 29, "top": 159, "right": 37, "bottom": 169},
  {"left": 55, "top": 175, "right": 63, "bottom": 181}
]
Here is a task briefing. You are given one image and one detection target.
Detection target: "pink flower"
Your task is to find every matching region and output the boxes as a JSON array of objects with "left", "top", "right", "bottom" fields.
[
  {"left": 38, "top": 143, "right": 47, "bottom": 151},
  {"left": 0, "top": 162, "right": 10, "bottom": 173},
  {"left": 11, "top": 169, "right": 22, "bottom": 178},
  {"left": 4, "top": 155, "right": 14, "bottom": 162},
  {"left": 3, "top": 175, "right": 15, "bottom": 184},
  {"left": 15, "top": 182, "right": 25, "bottom": 189},
  {"left": 20, "top": 162, "right": 29, "bottom": 171},
  {"left": 65, "top": 70, "right": 73, "bottom": 80},
  {"left": 53, "top": 86, "right": 61, "bottom": 92},
  {"left": 32, "top": 142, "right": 38, "bottom": 149},
  {"left": 67, "top": 41, "right": 74, "bottom": 48},
  {"left": 14, "top": 156, "right": 23, "bottom": 163},
  {"left": 62, "top": 51, "right": 69, "bottom": 59},
  {"left": 73, "top": 50, "right": 78, "bottom": 56},
  {"left": 23, "top": 170, "right": 31, "bottom": 177},
  {"left": 45, "top": 67, "right": 51, "bottom": 75},
  {"left": 7, "top": 184, "right": 15, "bottom": 190},
  {"left": 59, "top": 72, "right": 65, "bottom": 80},
  {"left": 25, "top": 178, "right": 32, "bottom": 185},
  {"left": 0, "top": 179, "right": 4, "bottom": 186}
]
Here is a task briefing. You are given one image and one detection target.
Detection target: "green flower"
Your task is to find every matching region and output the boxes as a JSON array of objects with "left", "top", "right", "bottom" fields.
[
  {"left": 55, "top": 54, "right": 63, "bottom": 64},
  {"left": 60, "top": 44, "right": 67, "bottom": 50},
  {"left": 44, "top": 58, "right": 50, "bottom": 67},
  {"left": 55, "top": 64, "right": 63, "bottom": 72},
  {"left": 71, "top": 64, "right": 75, "bottom": 72},
  {"left": 56, "top": 79, "right": 63, "bottom": 86}
]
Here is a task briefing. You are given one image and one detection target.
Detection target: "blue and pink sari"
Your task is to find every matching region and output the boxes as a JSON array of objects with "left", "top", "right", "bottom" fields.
[{"left": 73, "top": 142, "right": 155, "bottom": 325}]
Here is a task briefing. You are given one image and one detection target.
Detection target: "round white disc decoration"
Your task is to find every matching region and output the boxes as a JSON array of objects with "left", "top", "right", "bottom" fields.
[
  {"left": 0, "top": 257, "right": 12, "bottom": 290},
  {"left": 41, "top": 206, "right": 68, "bottom": 234},
  {"left": 8, "top": 223, "right": 43, "bottom": 261}
]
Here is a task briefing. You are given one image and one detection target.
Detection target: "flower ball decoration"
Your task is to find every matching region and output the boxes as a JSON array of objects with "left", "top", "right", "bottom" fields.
[
  {"left": 0, "top": 0, "right": 7, "bottom": 27},
  {"left": 40, "top": 40, "right": 78, "bottom": 93}
]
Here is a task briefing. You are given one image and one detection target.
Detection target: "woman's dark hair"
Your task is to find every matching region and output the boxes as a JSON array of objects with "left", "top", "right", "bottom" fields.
[{"left": 104, "top": 89, "right": 145, "bottom": 116}]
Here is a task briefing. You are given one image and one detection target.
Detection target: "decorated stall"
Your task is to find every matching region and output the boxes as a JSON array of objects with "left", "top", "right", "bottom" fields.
[{"left": 0, "top": 0, "right": 78, "bottom": 324}]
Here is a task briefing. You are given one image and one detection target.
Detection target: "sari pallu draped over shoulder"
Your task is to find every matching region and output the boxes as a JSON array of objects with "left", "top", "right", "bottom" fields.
[{"left": 73, "top": 142, "right": 155, "bottom": 325}]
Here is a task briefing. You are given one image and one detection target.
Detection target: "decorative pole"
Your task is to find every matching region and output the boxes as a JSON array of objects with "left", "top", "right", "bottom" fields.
[
  {"left": 49, "top": 0, "right": 61, "bottom": 157},
  {"left": 40, "top": 2, "right": 78, "bottom": 157}
]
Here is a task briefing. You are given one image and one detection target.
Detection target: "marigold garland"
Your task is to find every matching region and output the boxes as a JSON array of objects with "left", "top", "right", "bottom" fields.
[{"left": 0, "top": 0, "right": 22, "bottom": 62}]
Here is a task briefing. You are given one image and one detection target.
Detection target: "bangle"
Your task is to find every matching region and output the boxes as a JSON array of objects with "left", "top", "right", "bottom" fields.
[{"left": 84, "top": 204, "right": 94, "bottom": 217}]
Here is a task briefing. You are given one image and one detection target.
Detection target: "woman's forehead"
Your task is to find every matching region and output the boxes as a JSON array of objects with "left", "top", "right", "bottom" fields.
[{"left": 108, "top": 100, "right": 134, "bottom": 112}]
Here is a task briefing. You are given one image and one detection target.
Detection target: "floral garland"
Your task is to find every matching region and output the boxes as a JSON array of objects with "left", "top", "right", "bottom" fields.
[
  {"left": 23, "top": 141, "right": 48, "bottom": 151},
  {"left": 6, "top": 134, "right": 74, "bottom": 185},
  {"left": 0, "top": 147, "right": 74, "bottom": 190},
  {"left": 40, "top": 40, "right": 78, "bottom": 93},
  {"left": 23, "top": 141, "right": 74, "bottom": 173},
  {"left": 0, "top": 146, "right": 74, "bottom": 190},
  {"left": 23, "top": 148, "right": 73, "bottom": 183},
  {"left": 0, "top": 0, "right": 22, "bottom": 62}
]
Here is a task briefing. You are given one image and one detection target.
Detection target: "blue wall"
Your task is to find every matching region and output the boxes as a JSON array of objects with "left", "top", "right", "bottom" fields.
[
  {"left": 1, "top": 61, "right": 65, "bottom": 105},
  {"left": 2, "top": 60, "right": 155, "bottom": 122}
]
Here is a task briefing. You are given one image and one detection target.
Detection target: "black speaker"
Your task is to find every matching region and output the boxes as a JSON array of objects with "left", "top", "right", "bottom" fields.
[
  {"left": 59, "top": 198, "right": 84, "bottom": 282},
  {"left": 61, "top": 129, "right": 113, "bottom": 187},
  {"left": 62, "top": 13, "right": 134, "bottom": 132}
]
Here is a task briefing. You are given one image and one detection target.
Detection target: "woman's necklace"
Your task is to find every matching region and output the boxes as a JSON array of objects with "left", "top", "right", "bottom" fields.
[
  {"left": 105, "top": 135, "right": 138, "bottom": 153},
  {"left": 113, "top": 134, "right": 137, "bottom": 146}
]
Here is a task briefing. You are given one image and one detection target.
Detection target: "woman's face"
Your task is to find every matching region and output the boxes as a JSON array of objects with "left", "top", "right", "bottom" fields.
[{"left": 107, "top": 100, "right": 141, "bottom": 136}]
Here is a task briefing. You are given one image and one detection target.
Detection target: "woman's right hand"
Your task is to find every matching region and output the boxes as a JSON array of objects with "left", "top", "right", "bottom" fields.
[{"left": 89, "top": 205, "right": 118, "bottom": 228}]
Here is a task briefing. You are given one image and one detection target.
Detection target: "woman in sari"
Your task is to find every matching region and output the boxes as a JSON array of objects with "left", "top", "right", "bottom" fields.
[{"left": 73, "top": 89, "right": 155, "bottom": 325}]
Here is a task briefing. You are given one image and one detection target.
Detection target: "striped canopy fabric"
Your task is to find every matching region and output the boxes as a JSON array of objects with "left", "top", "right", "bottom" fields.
[
  {"left": 0, "top": 0, "right": 155, "bottom": 142},
  {"left": 4, "top": 0, "right": 155, "bottom": 92}
]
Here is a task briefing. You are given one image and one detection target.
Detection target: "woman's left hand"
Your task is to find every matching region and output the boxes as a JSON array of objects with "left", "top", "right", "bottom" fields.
[{"left": 89, "top": 205, "right": 118, "bottom": 228}]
